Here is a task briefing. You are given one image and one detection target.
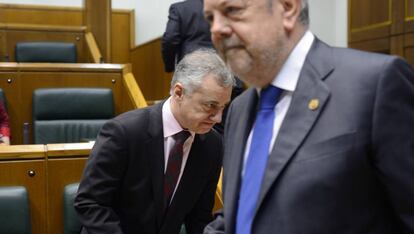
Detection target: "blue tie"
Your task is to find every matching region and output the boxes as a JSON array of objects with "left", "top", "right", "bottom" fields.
[{"left": 236, "top": 85, "right": 282, "bottom": 234}]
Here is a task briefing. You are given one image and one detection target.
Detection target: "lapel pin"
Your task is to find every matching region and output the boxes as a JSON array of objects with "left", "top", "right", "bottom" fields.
[{"left": 308, "top": 99, "right": 319, "bottom": 111}]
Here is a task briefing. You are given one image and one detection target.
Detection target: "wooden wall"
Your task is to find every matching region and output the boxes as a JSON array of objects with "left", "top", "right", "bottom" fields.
[
  {"left": 348, "top": 0, "right": 414, "bottom": 67},
  {"left": 84, "top": 0, "right": 112, "bottom": 62},
  {"left": 0, "top": 3, "right": 133, "bottom": 64},
  {"left": 112, "top": 9, "right": 134, "bottom": 64},
  {"left": 130, "top": 38, "right": 172, "bottom": 102}
]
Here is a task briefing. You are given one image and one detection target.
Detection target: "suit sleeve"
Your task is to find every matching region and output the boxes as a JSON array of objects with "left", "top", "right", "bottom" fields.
[
  {"left": 372, "top": 57, "right": 414, "bottom": 233},
  {"left": 162, "top": 4, "right": 181, "bottom": 73},
  {"left": 185, "top": 134, "right": 224, "bottom": 234},
  {"left": 74, "top": 119, "right": 129, "bottom": 234}
]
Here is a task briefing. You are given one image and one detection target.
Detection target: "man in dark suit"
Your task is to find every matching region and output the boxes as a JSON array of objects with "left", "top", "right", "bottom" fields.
[
  {"left": 203, "top": 0, "right": 414, "bottom": 233},
  {"left": 74, "top": 49, "right": 234, "bottom": 234},
  {"left": 162, "top": 0, "right": 213, "bottom": 73}
]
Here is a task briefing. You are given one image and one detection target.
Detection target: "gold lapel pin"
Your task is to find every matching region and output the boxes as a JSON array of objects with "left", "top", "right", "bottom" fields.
[{"left": 308, "top": 99, "right": 319, "bottom": 111}]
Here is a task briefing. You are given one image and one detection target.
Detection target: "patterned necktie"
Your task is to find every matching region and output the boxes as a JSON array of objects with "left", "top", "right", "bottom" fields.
[
  {"left": 236, "top": 85, "right": 282, "bottom": 234},
  {"left": 164, "top": 130, "right": 191, "bottom": 208}
]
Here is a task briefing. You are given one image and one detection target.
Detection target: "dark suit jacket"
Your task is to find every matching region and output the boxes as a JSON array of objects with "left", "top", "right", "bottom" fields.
[
  {"left": 205, "top": 39, "right": 414, "bottom": 233},
  {"left": 162, "top": 0, "right": 213, "bottom": 72},
  {"left": 75, "top": 102, "right": 223, "bottom": 234}
]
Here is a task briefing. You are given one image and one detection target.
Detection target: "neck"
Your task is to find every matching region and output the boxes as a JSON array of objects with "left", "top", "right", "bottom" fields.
[{"left": 169, "top": 98, "right": 186, "bottom": 130}]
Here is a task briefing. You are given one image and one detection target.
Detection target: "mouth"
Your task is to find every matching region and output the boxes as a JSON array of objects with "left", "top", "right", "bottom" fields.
[
  {"left": 223, "top": 45, "right": 244, "bottom": 52},
  {"left": 201, "top": 122, "right": 215, "bottom": 128}
]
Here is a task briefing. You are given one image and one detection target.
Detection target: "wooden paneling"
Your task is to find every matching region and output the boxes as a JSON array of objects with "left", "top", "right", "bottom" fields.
[
  {"left": 0, "top": 70, "right": 21, "bottom": 144},
  {"left": 407, "top": 0, "right": 414, "bottom": 18},
  {"left": 0, "top": 4, "right": 83, "bottom": 26},
  {"left": 0, "top": 158, "right": 47, "bottom": 234},
  {"left": 0, "top": 30, "right": 6, "bottom": 60},
  {"left": 391, "top": 35, "right": 405, "bottom": 58},
  {"left": 84, "top": 0, "right": 112, "bottom": 62},
  {"left": 349, "top": 0, "right": 392, "bottom": 42},
  {"left": 349, "top": 0, "right": 414, "bottom": 67},
  {"left": 130, "top": 38, "right": 172, "bottom": 101},
  {"left": 349, "top": 37, "right": 391, "bottom": 54},
  {"left": 0, "top": 143, "right": 89, "bottom": 234},
  {"left": 111, "top": 10, "right": 133, "bottom": 63},
  {"left": 404, "top": 33, "right": 414, "bottom": 66},
  {"left": 0, "top": 4, "right": 133, "bottom": 64},
  {"left": 405, "top": 0, "right": 414, "bottom": 32},
  {"left": 2, "top": 25, "right": 86, "bottom": 62},
  {"left": 47, "top": 158, "right": 87, "bottom": 234}
]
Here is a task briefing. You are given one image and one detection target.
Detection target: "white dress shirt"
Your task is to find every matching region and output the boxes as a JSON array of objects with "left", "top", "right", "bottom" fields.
[
  {"left": 242, "top": 31, "right": 315, "bottom": 174},
  {"left": 162, "top": 97, "right": 195, "bottom": 200}
]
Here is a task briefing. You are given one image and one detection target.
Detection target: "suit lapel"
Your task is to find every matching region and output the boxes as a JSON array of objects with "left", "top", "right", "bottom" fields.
[
  {"left": 255, "top": 39, "right": 334, "bottom": 213},
  {"left": 145, "top": 102, "right": 166, "bottom": 229},
  {"left": 225, "top": 89, "right": 259, "bottom": 233}
]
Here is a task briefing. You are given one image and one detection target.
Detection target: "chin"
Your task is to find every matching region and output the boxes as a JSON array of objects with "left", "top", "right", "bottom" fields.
[
  {"left": 194, "top": 127, "right": 213, "bottom": 134},
  {"left": 227, "top": 59, "right": 253, "bottom": 79}
]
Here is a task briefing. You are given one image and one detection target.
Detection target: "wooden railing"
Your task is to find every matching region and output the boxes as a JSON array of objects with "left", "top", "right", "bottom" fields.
[{"left": 85, "top": 31, "right": 103, "bottom": 63}]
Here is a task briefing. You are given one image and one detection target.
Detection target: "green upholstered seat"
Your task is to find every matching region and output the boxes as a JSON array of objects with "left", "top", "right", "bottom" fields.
[
  {"left": 33, "top": 88, "right": 114, "bottom": 144},
  {"left": 63, "top": 183, "right": 81, "bottom": 234},
  {"left": 15, "top": 42, "right": 77, "bottom": 63},
  {"left": 0, "top": 186, "right": 31, "bottom": 234}
]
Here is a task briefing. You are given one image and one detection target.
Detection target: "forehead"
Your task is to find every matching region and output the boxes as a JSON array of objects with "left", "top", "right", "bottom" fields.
[
  {"left": 189, "top": 75, "right": 231, "bottom": 102},
  {"left": 204, "top": 0, "right": 245, "bottom": 8},
  {"left": 204, "top": 0, "right": 266, "bottom": 7}
]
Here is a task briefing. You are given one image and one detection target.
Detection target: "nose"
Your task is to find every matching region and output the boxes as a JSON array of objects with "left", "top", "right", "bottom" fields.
[
  {"left": 210, "top": 14, "right": 232, "bottom": 41},
  {"left": 209, "top": 109, "right": 223, "bottom": 123}
]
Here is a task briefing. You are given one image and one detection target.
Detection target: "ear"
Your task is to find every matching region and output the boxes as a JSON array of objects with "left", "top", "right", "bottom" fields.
[
  {"left": 172, "top": 82, "right": 185, "bottom": 100},
  {"left": 280, "top": 0, "right": 301, "bottom": 31}
]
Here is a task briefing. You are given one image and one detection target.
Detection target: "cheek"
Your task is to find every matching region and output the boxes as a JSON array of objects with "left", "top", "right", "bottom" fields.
[{"left": 186, "top": 109, "right": 207, "bottom": 123}]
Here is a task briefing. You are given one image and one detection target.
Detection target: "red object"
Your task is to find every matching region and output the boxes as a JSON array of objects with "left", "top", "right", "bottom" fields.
[{"left": 0, "top": 103, "right": 10, "bottom": 137}]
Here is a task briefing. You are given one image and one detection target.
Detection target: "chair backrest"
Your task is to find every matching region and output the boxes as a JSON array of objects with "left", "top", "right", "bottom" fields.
[
  {"left": 32, "top": 88, "right": 114, "bottom": 144},
  {"left": 0, "top": 186, "right": 31, "bottom": 234},
  {"left": 15, "top": 42, "right": 77, "bottom": 63},
  {"left": 63, "top": 183, "right": 81, "bottom": 234}
]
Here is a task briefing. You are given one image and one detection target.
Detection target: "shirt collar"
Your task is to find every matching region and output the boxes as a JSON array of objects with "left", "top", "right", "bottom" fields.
[
  {"left": 162, "top": 97, "right": 195, "bottom": 138},
  {"left": 258, "top": 30, "right": 314, "bottom": 93}
]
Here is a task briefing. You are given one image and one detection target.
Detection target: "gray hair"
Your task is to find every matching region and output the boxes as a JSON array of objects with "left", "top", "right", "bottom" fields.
[
  {"left": 298, "top": 0, "right": 309, "bottom": 26},
  {"left": 267, "top": 0, "right": 309, "bottom": 26},
  {"left": 171, "top": 49, "right": 235, "bottom": 95}
]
